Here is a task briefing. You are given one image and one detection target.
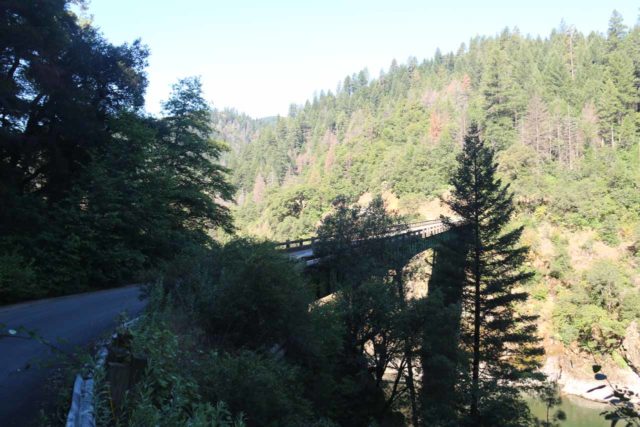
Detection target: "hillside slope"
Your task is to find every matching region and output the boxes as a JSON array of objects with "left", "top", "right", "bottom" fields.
[{"left": 216, "top": 12, "right": 640, "bottom": 398}]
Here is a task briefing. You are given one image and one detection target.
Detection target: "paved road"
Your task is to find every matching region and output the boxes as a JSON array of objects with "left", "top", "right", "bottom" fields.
[{"left": 0, "top": 285, "right": 147, "bottom": 426}]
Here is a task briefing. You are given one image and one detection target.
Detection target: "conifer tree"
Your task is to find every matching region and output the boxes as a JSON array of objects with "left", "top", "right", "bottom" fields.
[
  {"left": 607, "top": 10, "right": 628, "bottom": 51},
  {"left": 445, "top": 123, "right": 543, "bottom": 426},
  {"left": 159, "top": 77, "right": 235, "bottom": 238},
  {"left": 482, "top": 46, "right": 518, "bottom": 149}
]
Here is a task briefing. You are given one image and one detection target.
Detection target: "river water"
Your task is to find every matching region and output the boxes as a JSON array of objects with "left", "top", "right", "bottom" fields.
[{"left": 526, "top": 394, "right": 610, "bottom": 426}]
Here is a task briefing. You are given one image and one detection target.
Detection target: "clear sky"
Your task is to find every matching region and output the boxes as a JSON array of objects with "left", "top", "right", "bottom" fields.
[{"left": 85, "top": 0, "right": 638, "bottom": 118}]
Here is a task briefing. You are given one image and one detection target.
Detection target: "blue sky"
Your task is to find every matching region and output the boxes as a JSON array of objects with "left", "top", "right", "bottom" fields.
[{"left": 85, "top": 0, "right": 638, "bottom": 118}]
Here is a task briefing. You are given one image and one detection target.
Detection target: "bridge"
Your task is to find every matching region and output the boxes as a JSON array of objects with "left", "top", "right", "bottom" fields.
[
  {"left": 275, "top": 218, "right": 462, "bottom": 299},
  {"left": 276, "top": 219, "right": 455, "bottom": 266},
  {"left": 276, "top": 216, "right": 466, "bottom": 408}
]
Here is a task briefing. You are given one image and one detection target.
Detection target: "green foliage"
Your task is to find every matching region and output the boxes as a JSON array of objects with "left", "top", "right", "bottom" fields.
[
  {"left": 529, "top": 282, "right": 550, "bottom": 302},
  {"left": 439, "top": 125, "right": 541, "bottom": 425},
  {"left": 3, "top": 4, "right": 640, "bottom": 425},
  {"left": 554, "top": 292, "right": 623, "bottom": 350},
  {"left": 159, "top": 77, "right": 235, "bottom": 235},
  {"left": 554, "top": 260, "right": 638, "bottom": 351},
  {"left": 313, "top": 195, "right": 415, "bottom": 425},
  {"left": 0, "top": 4, "right": 234, "bottom": 303},
  {"left": 419, "top": 287, "right": 465, "bottom": 426},
  {"left": 201, "top": 239, "right": 313, "bottom": 350},
  {"left": 585, "top": 260, "right": 629, "bottom": 312},
  {"left": 0, "top": 0, "right": 151, "bottom": 301},
  {"left": 600, "top": 216, "right": 621, "bottom": 245},
  {"left": 224, "top": 15, "right": 640, "bottom": 244},
  {"left": 549, "top": 236, "right": 572, "bottom": 280},
  {"left": 107, "top": 311, "right": 246, "bottom": 427},
  {"left": 0, "top": 252, "right": 36, "bottom": 303},
  {"left": 198, "top": 351, "right": 312, "bottom": 427},
  {"left": 110, "top": 238, "right": 386, "bottom": 426},
  {"left": 315, "top": 195, "right": 403, "bottom": 284}
]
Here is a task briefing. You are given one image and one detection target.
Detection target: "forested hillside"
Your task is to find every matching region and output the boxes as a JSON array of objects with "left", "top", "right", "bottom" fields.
[
  {"left": 222, "top": 11, "right": 640, "bottom": 375},
  {"left": 226, "top": 12, "right": 639, "bottom": 242}
]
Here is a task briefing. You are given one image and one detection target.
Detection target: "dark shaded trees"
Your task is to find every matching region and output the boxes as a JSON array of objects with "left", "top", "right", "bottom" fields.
[
  {"left": 314, "top": 195, "right": 412, "bottom": 425},
  {"left": 0, "top": 2, "right": 234, "bottom": 302},
  {"left": 158, "top": 77, "right": 235, "bottom": 240},
  {"left": 0, "top": 0, "right": 150, "bottom": 300},
  {"left": 0, "top": 0, "right": 148, "bottom": 201},
  {"left": 443, "top": 124, "right": 543, "bottom": 426},
  {"left": 419, "top": 231, "right": 467, "bottom": 426},
  {"left": 201, "top": 239, "right": 312, "bottom": 351}
]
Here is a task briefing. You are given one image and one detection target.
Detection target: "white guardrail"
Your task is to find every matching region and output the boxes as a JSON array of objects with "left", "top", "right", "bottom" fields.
[{"left": 65, "top": 317, "right": 140, "bottom": 427}]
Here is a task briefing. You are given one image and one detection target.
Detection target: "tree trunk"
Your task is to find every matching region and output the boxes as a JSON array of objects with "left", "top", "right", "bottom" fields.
[
  {"left": 611, "top": 122, "right": 615, "bottom": 148},
  {"left": 384, "top": 356, "right": 406, "bottom": 411},
  {"left": 471, "top": 162, "right": 482, "bottom": 423},
  {"left": 405, "top": 350, "right": 419, "bottom": 426},
  {"left": 393, "top": 266, "right": 420, "bottom": 426}
]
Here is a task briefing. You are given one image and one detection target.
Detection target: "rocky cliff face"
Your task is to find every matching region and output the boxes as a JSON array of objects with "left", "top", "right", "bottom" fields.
[
  {"left": 542, "top": 323, "right": 640, "bottom": 404},
  {"left": 622, "top": 321, "right": 640, "bottom": 376}
]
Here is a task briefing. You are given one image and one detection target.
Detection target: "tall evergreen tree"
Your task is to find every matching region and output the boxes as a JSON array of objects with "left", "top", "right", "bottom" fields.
[
  {"left": 482, "top": 46, "right": 519, "bottom": 149},
  {"left": 607, "top": 10, "right": 628, "bottom": 51},
  {"left": 445, "top": 124, "right": 543, "bottom": 426},
  {"left": 159, "top": 77, "right": 235, "bottom": 240}
]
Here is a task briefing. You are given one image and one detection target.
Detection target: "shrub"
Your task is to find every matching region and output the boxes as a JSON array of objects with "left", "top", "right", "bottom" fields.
[
  {"left": 553, "top": 261, "right": 635, "bottom": 351},
  {"left": 0, "top": 252, "right": 37, "bottom": 304},
  {"left": 199, "top": 351, "right": 313, "bottom": 427},
  {"left": 584, "top": 260, "right": 629, "bottom": 314},
  {"left": 201, "top": 239, "right": 313, "bottom": 351},
  {"left": 599, "top": 216, "right": 620, "bottom": 246},
  {"left": 549, "top": 238, "right": 572, "bottom": 280}
]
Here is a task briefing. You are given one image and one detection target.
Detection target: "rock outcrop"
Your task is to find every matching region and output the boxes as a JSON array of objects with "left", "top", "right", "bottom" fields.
[
  {"left": 622, "top": 321, "right": 640, "bottom": 375},
  {"left": 542, "top": 333, "right": 640, "bottom": 404}
]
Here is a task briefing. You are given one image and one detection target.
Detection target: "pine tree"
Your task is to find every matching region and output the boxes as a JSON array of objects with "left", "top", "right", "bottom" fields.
[
  {"left": 445, "top": 123, "right": 543, "bottom": 426},
  {"left": 521, "top": 94, "right": 551, "bottom": 160},
  {"left": 482, "top": 46, "right": 518, "bottom": 149},
  {"left": 607, "top": 10, "right": 628, "bottom": 52},
  {"left": 159, "top": 77, "right": 235, "bottom": 238}
]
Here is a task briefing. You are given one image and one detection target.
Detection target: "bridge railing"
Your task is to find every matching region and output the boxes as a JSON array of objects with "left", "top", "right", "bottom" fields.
[
  {"left": 275, "top": 219, "right": 453, "bottom": 252},
  {"left": 275, "top": 236, "right": 318, "bottom": 251}
]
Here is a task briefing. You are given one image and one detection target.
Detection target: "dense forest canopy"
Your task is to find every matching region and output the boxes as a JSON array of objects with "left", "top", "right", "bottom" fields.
[
  {"left": 0, "top": 0, "right": 233, "bottom": 302},
  {"left": 224, "top": 13, "right": 639, "bottom": 242}
]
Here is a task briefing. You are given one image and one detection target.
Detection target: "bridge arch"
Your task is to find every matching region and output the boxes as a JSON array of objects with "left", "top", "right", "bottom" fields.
[{"left": 287, "top": 222, "right": 461, "bottom": 300}]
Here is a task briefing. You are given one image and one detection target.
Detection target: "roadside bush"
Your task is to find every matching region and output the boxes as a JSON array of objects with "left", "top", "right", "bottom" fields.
[
  {"left": 105, "top": 307, "right": 245, "bottom": 426},
  {"left": 199, "top": 351, "right": 313, "bottom": 427},
  {"left": 0, "top": 251, "right": 37, "bottom": 303},
  {"left": 201, "top": 239, "right": 313, "bottom": 351}
]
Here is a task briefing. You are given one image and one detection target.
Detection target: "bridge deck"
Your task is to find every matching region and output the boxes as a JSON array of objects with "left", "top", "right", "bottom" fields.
[{"left": 278, "top": 219, "right": 456, "bottom": 265}]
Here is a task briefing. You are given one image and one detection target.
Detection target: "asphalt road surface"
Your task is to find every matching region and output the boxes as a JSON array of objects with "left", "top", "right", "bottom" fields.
[{"left": 0, "top": 285, "right": 147, "bottom": 426}]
